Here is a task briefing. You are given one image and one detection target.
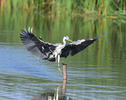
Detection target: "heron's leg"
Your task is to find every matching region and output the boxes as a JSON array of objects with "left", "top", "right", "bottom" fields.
[
  {"left": 57, "top": 55, "right": 60, "bottom": 66},
  {"left": 55, "top": 54, "right": 58, "bottom": 63},
  {"left": 57, "top": 54, "right": 61, "bottom": 72}
]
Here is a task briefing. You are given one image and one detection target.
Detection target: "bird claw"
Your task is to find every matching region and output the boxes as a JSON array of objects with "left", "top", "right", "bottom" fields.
[
  {"left": 58, "top": 66, "right": 61, "bottom": 72},
  {"left": 56, "top": 62, "right": 61, "bottom": 72}
]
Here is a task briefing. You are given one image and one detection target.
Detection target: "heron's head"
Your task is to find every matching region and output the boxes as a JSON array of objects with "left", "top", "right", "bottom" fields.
[{"left": 63, "top": 36, "right": 72, "bottom": 44}]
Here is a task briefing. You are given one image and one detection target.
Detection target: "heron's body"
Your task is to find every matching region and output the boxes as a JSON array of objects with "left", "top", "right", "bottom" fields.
[
  {"left": 48, "top": 43, "right": 64, "bottom": 63},
  {"left": 54, "top": 44, "right": 64, "bottom": 57},
  {"left": 20, "top": 27, "right": 103, "bottom": 65}
]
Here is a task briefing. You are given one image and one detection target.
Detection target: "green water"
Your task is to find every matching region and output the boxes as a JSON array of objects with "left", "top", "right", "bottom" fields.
[{"left": 0, "top": 2, "right": 126, "bottom": 100}]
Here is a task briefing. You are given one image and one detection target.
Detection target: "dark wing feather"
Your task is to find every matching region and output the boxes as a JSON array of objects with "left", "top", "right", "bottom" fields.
[
  {"left": 61, "top": 37, "right": 101, "bottom": 57},
  {"left": 70, "top": 39, "right": 97, "bottom": 56},
  {"left": 20, "top": 28, "right": 56, "bottom": 60}
]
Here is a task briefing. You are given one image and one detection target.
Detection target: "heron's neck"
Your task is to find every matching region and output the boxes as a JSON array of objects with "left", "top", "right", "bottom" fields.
[{"left": 63, "top": 38, "right": 66, "bottom": 45}]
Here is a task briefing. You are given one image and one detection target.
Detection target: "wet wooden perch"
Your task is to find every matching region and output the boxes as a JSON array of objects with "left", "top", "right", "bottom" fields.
[
  {"left": 62, "top": 63, "right": 67, "bottom": 95},
  {"left": 62, "top": 63, "right": 67, "bottom": 80}
]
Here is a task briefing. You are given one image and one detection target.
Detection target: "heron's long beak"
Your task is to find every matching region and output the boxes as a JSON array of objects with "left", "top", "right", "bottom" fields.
[{"left": 68, "top": 39, "right": 72, "bottom": 42}]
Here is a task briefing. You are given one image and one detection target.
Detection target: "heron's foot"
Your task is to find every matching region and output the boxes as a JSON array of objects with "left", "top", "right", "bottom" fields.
[
  {"left": 58, "top": 66, "right": 61, "bottom": 72},
  {"left": 56, "top": 62, "right": 62, "bottom": 72}
]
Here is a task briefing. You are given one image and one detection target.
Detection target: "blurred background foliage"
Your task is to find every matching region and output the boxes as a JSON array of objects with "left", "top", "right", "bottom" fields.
[{"left": 0, "top": 0, "right": 126, "bottom": 16}]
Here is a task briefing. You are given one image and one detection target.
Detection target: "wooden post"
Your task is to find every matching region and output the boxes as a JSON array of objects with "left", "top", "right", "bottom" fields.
[
  {"left": 62, "top": 63, "right": 67, "bottom": 80},
  {"left": 62, "top": 63, "right": 67, "bottom": 95}
]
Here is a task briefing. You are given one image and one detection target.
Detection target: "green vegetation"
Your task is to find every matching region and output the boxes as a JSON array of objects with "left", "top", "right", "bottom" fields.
[{"left": 0, "top": 0, "right": 126, "bottom": 17}]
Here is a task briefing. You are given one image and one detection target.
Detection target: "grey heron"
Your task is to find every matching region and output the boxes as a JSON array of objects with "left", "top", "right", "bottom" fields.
[{"left": 20, "top": 27, "right": 103, "bottom": 65}]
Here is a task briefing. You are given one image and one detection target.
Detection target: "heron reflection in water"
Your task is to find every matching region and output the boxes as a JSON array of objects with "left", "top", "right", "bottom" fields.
[
  {"left": 32, "top": 74, "right": 70, "bottom": 100},
  {"left": 20, "top": 27, "right": 103, "bottom": 66},
  {"left": 32, "top": 89, "right": 72, "bottom": 100}
]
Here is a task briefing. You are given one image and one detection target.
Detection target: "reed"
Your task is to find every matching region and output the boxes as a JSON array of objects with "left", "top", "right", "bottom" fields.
[{"left": 0, "top": 0, "right": 125, "bottom": 17}]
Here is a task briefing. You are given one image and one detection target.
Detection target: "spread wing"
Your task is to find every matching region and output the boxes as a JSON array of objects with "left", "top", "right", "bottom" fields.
[
  {"left": 20, "top": 27, "right": 56, "bottom": 60},
  {"left": 61, "top": 36, "right": 103, "bottom": 58}
]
